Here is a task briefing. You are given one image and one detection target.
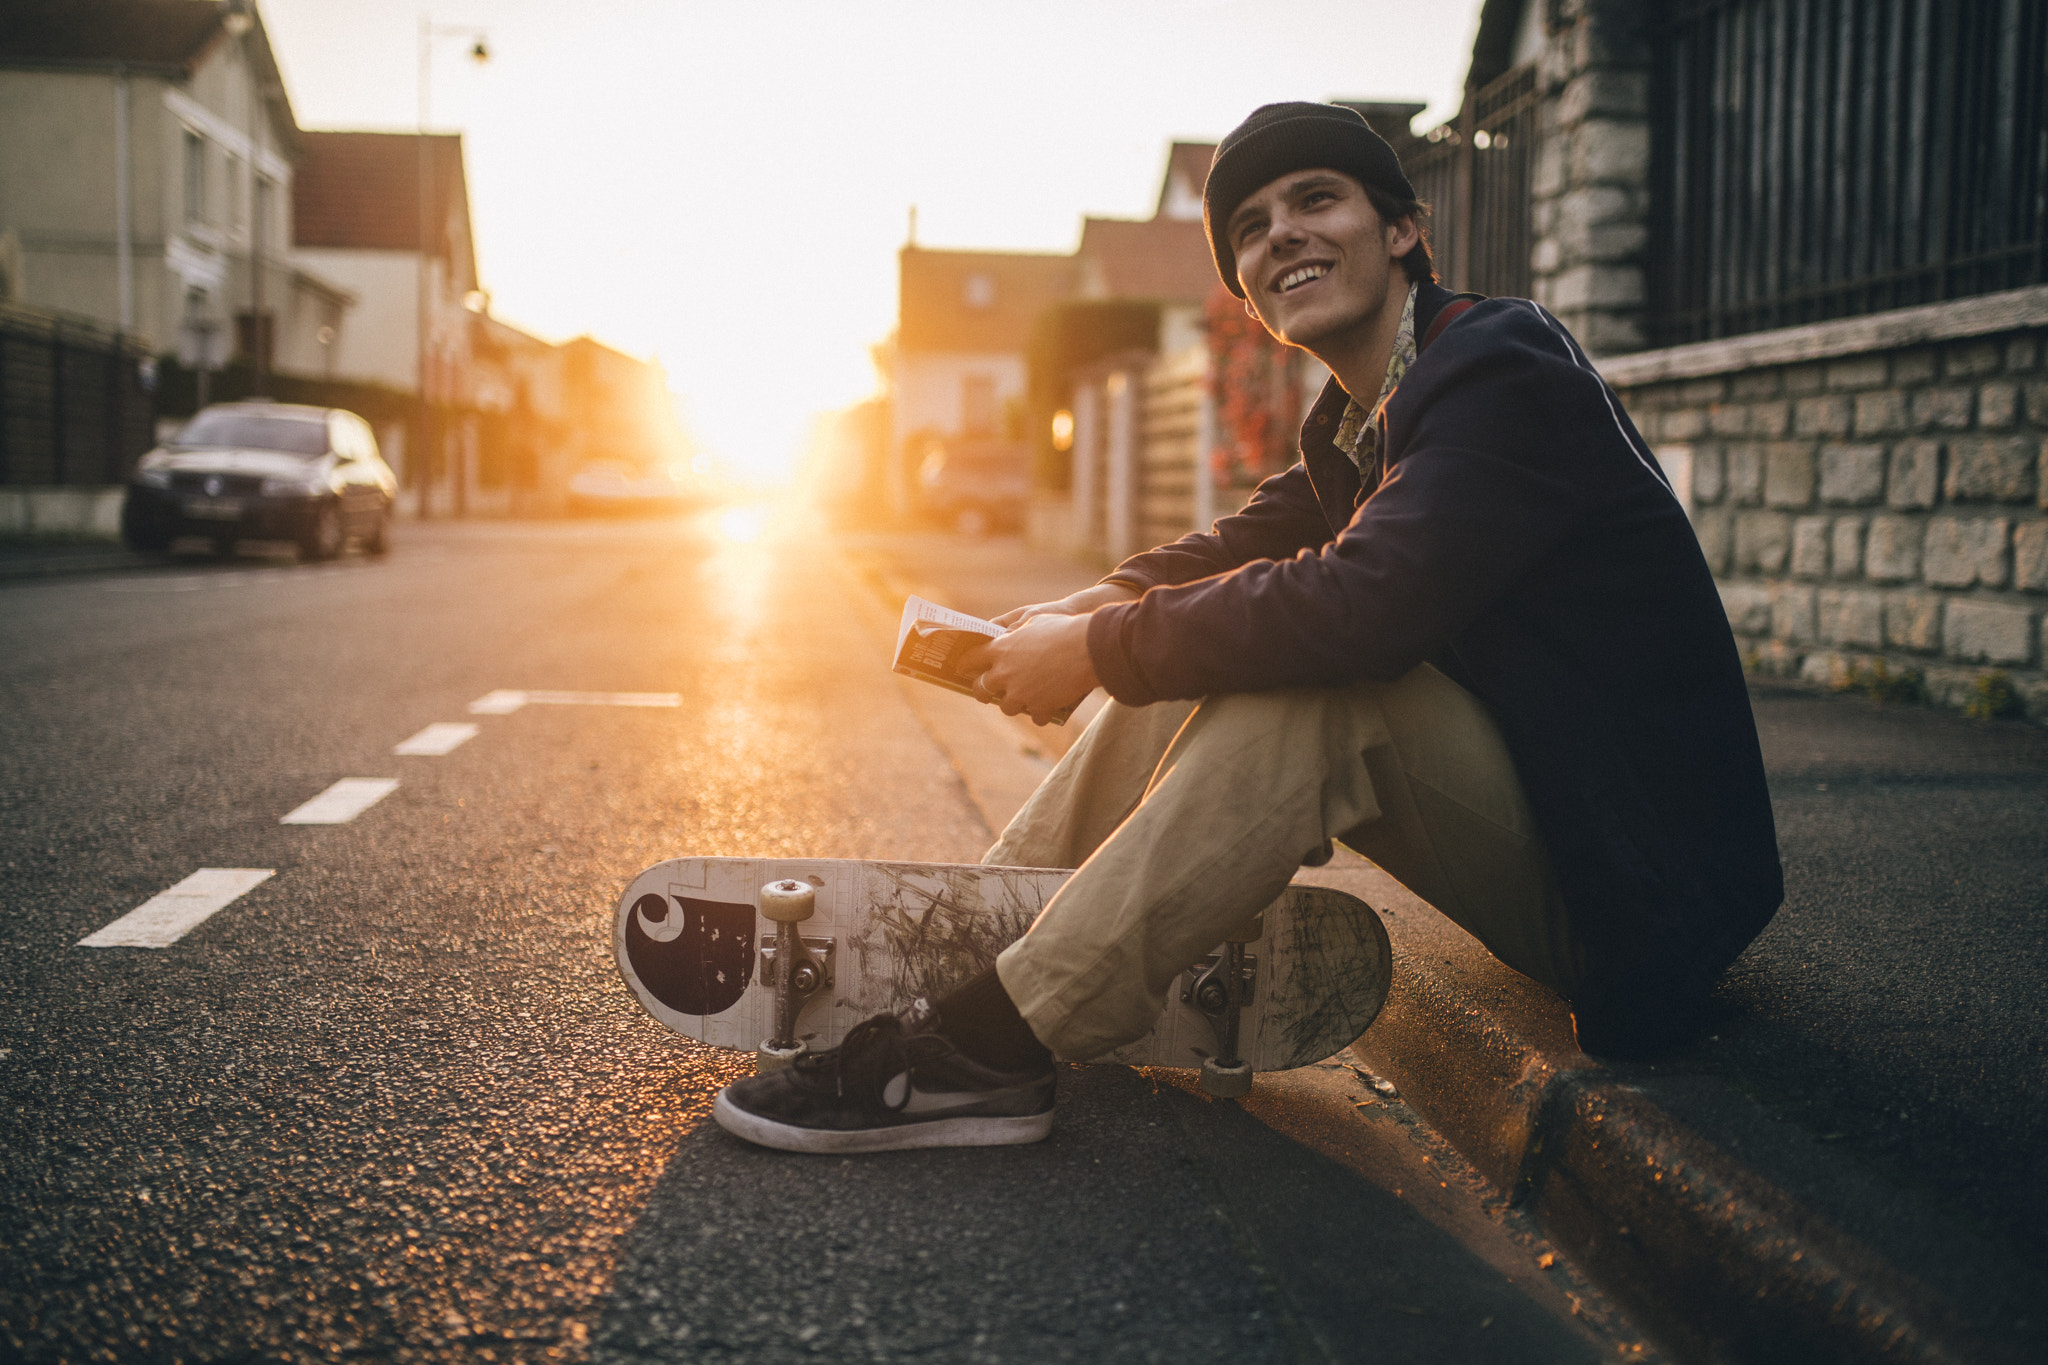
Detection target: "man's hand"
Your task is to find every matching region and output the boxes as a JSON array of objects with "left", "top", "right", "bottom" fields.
[
  {"left": 990, "top": 581, "right": 1139, "bottom": 630},
  {"left": 961, "top": 612, "right": 1103, "bottom": 726}
]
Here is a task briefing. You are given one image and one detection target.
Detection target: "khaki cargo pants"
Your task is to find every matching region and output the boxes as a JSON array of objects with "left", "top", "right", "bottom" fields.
[{"left": 986, "top": 664, "right": 1582, "bottom": 1060}]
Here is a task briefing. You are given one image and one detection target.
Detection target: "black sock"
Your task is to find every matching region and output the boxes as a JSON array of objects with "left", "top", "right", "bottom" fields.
[{"left": 933, "top": 968, "right": 1053, "bottom": 1072}]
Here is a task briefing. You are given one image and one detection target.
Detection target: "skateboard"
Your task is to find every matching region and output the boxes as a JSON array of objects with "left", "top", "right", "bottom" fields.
[{"left": 613, "top": 857, "right": 1392, "bottom": 1096}]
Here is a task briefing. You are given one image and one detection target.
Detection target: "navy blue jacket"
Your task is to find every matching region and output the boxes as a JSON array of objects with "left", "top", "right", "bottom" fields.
[{"left": 1085, "top": 283, "right": 1782, "bottom": 1038}]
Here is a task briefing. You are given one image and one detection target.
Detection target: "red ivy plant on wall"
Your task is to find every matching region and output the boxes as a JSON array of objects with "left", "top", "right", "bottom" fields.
[{"left": 1204, "top": 286, "right": 1301, "bottom": 486}]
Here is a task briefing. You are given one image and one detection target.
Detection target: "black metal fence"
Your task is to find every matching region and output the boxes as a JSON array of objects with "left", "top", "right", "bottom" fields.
[
  {"left": 1651, "top": 0, "right": 2048, "bottom": 345},
  {"left": 0, "top": 303, "right": 155, "bottom": 487},
  {"left": 1405, "top": 63, "right": 1540, "bottom": 301}
]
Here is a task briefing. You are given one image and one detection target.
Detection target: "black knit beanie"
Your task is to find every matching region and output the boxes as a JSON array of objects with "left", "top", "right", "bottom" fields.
[{"left": 1203, "top": 102, "right": 1418, "bottom": 297}]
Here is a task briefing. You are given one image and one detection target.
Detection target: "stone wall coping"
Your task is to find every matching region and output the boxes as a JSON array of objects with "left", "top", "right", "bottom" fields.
[{"left": 1597, "top": 284, "right": 2048, "bottom": 388}]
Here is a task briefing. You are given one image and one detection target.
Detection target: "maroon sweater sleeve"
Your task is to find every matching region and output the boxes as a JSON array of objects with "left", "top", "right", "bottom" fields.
[
  {"left": 1097, "top": 462, "right": 1333, "bottom": 593},
  {"left": 1084, "top": 303, "right": 1631, "bottom": 705}
]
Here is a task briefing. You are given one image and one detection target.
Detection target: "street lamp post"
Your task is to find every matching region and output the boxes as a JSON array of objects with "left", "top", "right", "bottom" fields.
[
  {"left": 222, "top": 0, "right": 266, "bottom": 397},
  {"left": 416, "top": 16, "right": 488, "bottom": 518}
]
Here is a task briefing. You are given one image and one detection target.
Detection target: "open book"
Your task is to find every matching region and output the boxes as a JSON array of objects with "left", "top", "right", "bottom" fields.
[{"left": 892, "top": 595, "right": 1073, "bottom": 724}]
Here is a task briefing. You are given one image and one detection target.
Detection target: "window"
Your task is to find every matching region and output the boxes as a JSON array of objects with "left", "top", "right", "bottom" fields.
[
  {"left": 175, "top": 409, "right": 327, "bottom": 455},
  {"left": 182, "top": 129, "right": 206, "bottom": 224},
  {"left": 234, "top": 311, "right": 273, "bottom": 368},
  {"left": 961, "top": 374, "right": 997, "bottom": 435},
  {"left": 180, "top": 286, "right": 220, "bottom": 368},
  {"left": 225, "top": 152, "right": 243, "bottom": 228},
  {"left": 253, "top": 176, "right": 274, "bottom": 255}
]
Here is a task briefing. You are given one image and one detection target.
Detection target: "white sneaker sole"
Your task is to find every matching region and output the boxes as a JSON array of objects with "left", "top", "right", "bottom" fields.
[{"left": 712, "top": 1091, "right": 1054, "bottom": 1153}]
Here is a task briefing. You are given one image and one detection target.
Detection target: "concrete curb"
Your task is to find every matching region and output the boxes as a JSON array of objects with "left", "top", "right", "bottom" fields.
[
  {"left": 837, "top": 538, "right": 2016, "bottom": 1364},
  {"left": 1330, "top": 885, "right": 2010, "bottom": 1365},
  {"left": 0, "top": 542, "right": 152, "bottom": 581}
]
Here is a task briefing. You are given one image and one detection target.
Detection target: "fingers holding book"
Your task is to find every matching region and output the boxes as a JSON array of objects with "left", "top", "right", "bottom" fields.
[
  {"left": 892, "top": 595, "right": 1095, "bottom": 726},
  {"left": 959, "top": 614, "right": 1097, "bottom": 726},
  {"left": 990, "top": 582, "right": 1139, "bottom": 630}
]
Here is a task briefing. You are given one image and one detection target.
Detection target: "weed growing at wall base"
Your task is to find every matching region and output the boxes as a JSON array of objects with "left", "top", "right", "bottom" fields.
[
  {"left": 1965, "top": 671, "right": 2024, "bottom": 720},
  {"left": 1835, "top": 658, "right": 1927, "bottom": 706}
]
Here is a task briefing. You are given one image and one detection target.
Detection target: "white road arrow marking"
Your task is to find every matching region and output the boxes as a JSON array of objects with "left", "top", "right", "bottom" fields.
[
  {"left": 79, "top": 869, "right": 275, "bottom": 948},
  {"left": 280, "top": 778, "right": 400, "bottom": 825}
]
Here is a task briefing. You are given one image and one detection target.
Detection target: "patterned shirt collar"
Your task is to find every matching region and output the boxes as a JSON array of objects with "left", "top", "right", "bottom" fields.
[{"left": 1331, "top": 282, "right": 1419, "bottom": 470}]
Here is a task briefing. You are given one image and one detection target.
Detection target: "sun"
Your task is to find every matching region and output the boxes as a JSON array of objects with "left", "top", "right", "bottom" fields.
[{"left": 715, "top": 505, "right": 768, "bottom": 545}]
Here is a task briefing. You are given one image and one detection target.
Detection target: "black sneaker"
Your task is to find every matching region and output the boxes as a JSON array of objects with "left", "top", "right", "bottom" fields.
[{"left": 712, "top": 1000, "right": 1056, "bottom": 1153}]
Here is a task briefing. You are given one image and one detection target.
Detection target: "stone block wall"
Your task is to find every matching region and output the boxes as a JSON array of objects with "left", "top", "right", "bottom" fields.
[
  {"left": 1603, "top": 290, "right": 2048, "bottom": 721},
  {"left": 1528, "top": 0, "right": 1652, "bottom": 356}
]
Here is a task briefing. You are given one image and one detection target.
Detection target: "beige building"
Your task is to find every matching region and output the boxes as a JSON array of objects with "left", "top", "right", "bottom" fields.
[
  {"left": 291, "top": 132, "right": 477, "bottom": 398},
  {"left": 890, "top": 246, "right": 1076, "bottom": 518},
  {"left": 290, "top": 129, "right": 484, "bottom": 497},
  {"left": 0, "top": 0, "right": 352, "bottom": 380}
]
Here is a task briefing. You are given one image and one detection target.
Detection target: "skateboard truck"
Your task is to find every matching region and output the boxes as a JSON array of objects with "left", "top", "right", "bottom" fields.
[
  {"left": 1185, "top": 912, "right": 1262, "bottom": 1098},
  {"left": 756, "top": 879, "right": 834, "bottom": 1072}
]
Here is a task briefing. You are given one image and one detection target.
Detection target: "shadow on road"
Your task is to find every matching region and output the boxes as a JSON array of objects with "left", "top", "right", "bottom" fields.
[{"left": 592, "top": 1063, "right": 1620, "bottom": 1364}]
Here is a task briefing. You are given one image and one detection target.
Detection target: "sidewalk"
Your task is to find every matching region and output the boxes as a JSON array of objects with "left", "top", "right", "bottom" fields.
[
  {"left": 839, "top": 527, "right": 2046, "bottom": 1365},
  {"left": 0, "top": 536, "right": 155, "bottom": 581}
]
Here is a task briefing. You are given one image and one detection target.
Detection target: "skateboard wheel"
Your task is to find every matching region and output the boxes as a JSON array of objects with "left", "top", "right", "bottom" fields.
[
  {"left": 759, "top": 879, "right": 816, "bottom": 923},
  {"left": 1200, "top": 1057, "right": 1254, "bottom": 1098},
  {"left": 756, "top": 1040, "right": 805, "bottom": 1072}
]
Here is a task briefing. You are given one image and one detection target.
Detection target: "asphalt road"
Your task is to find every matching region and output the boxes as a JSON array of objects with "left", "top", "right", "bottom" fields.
[{"left": 0, "top": 516, "right": 1659, "bottom": 1364}]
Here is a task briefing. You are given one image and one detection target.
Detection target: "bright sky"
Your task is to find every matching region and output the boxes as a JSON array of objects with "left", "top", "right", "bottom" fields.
[{"left": 263, "top": 0, "right": 1485, "bottom": 482}]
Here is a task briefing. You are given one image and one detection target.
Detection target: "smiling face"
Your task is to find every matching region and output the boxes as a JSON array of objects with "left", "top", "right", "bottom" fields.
[{"left": 1227, "top": 168, "right": 1418, "bottom": 361}]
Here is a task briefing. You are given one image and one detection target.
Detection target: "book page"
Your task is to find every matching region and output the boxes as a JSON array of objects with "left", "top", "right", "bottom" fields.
[
  {"left": 890, "top": 596, "right": 1073, "bottom": 723},
  {"left": 893, "top": 596, "right": 1001, "bottom": 698}
]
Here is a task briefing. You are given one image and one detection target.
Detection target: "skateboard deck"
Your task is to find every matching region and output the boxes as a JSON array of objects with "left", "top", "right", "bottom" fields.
[{"left": 613, "top": 857, "right": 1391, "bottom": 1075}]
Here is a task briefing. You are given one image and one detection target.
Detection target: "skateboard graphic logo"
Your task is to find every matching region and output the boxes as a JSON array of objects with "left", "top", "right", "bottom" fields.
[{"left": 624, "top": 892, "right": 755, "bottom": 1016}]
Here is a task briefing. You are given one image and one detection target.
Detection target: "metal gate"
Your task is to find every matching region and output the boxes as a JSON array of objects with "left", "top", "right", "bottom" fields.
[
  {"left": 1651, "top": 0, "right": 2048, "bottom": 344},
  {"left": 1403, "top": 63, "right": 1540, "bottom": 301},
  {"left": 0, "top": 303, "right": 155, "bottom": 487}
]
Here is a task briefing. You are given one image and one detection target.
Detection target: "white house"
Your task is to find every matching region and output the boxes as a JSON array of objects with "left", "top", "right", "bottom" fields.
[
  {"left": 889, "top": 245, "right": 1075, "bottom": 517},
  {"left": 290, "top": 129, "right": 485, "bottom": 498},
  {"left": 0, "top": 0, "right": 353, "bottom": 382},
  {"left": 290, "top": 131, "right": 478, "bottom": 398}
]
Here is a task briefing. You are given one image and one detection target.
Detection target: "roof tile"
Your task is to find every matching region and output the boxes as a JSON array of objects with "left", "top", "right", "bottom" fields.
[
  {"left": 292, "top": 131, "right": 465, "bottom": 253},
  {"left": 0, "top": 0, "right": 223, "bottom": 71}
]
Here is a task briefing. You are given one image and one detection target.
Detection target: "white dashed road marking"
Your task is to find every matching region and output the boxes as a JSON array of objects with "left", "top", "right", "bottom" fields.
[
  {"left": 468, "top": 689, "right": 680, "bottom": 714},
  {"left": 280, "top": 778, "right": 400, "bottom": 825},
  {"left": 79, "top": 869, "right": 276, "bottom": 948},
  {"left": 394, "top": 722, "right": 479, "bottom": 755}
]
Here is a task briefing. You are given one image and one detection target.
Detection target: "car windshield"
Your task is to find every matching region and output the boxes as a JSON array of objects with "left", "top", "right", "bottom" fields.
[{"left": 174, "top": 411, "right": 329, "bottom": 456}]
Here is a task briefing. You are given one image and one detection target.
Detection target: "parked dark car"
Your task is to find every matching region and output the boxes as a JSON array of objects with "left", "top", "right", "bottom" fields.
[
  {"left": 121, "top": 402, "right": 397, "bottom": 560},
  {"left": 916, "top": 437, "right": 1029, "bottom": 536}
]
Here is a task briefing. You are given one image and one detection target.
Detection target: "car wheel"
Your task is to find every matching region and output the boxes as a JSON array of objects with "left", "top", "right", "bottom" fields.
[
  {"left": 364, "top": 508, "right": 391, "bottom": 556},
  {"left": 300, "top": 502, "right": 344, "bottom": 562}
]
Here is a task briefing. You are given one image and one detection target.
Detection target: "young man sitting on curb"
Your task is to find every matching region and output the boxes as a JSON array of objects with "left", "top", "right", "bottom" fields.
[{"left": 714, "top": 102, "right": 1783, "bottom": 1154}]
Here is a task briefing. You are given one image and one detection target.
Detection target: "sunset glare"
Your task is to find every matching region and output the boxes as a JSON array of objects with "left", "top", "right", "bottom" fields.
[
  {"left": 715, "top": 504, "right": 769, "bottom": 545},
  {"left": 260, "top": 0, "right": 1485, "bottom": 486}
]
